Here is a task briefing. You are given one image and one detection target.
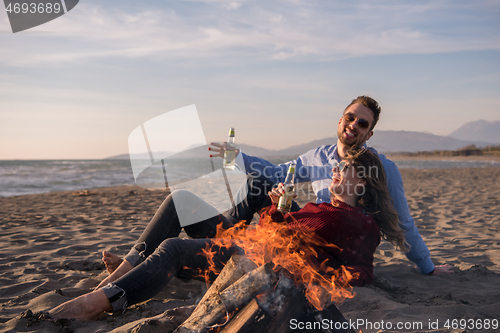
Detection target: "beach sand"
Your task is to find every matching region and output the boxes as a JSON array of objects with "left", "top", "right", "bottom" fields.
[{"left": 1, "top": 167, "right": 499, "bottom": 332}]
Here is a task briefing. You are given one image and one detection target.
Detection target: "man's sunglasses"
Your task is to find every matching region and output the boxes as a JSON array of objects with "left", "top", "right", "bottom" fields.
[{"left": 343, "top": 113, "right": 370, "bottom": 129}]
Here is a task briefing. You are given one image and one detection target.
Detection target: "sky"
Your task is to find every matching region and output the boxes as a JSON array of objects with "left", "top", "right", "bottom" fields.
[{"left": 1, "top": 0, "right": 499, "bottom": 159}]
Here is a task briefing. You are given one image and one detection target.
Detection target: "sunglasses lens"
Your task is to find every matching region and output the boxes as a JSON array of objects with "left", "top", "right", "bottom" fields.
[
  {"left": 358, "top": 119, "right": 370, "bottom": 129},
  {"left": 338, "top": 161, "right": 346, "bottom": 172},
  {"left": 344, "top": 114, "right": 370, "bottom": 129}
]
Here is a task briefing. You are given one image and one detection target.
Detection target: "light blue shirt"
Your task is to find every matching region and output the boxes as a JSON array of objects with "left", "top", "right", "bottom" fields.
[{"left": 240, "top": 144, "right": 434, "bottom": 274}]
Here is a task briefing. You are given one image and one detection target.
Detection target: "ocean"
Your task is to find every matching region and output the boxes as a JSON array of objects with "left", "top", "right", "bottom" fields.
[{"left": 1, "top": 158, "right": 499, "bottom": 197}]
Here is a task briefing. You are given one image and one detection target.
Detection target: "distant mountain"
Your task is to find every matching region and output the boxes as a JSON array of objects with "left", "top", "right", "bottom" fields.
[
  {"left": 238, "top": 144, "right": 276, "bottom": 157},
  {"left": 105, "top": 130, "right": 495, "bottom": 160},
  {"left": 367, "top": 130, "right": 492, "bottom": 153},
  {"left": 263, "top": 130, "right": 493, "bottom": 155},
  {"left": 266, "top": 130, "right": 493, "bottom": 155},
  {"left": 272, "top": 137, "right": 334, "bottom": 156},
  {"left": 105, "top": 144, "right": 279, "bottom": 160},
  {"left": 448, "top": 120, "right": 500, "bottom": 144},
  {"left": 269, "top": 130, "right": 492, "bottom": 155},
  {"left": 105, "top": 153, "right": 131, "bottom": 160}
]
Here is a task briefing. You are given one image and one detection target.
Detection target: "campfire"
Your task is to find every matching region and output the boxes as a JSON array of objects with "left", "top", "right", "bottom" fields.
[{"left": 174, "top": 219, "right": 359, "bottom": 333}]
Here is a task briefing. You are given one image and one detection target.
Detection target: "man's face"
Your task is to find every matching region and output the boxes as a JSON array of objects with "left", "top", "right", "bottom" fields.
[{"left": 337, "top": 103, "right": 374, "bottom": 147}]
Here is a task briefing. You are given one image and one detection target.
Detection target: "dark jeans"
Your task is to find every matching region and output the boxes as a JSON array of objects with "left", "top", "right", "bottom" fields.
[{"left": 101, "top": 173, "right": 299, "bottom": 312}]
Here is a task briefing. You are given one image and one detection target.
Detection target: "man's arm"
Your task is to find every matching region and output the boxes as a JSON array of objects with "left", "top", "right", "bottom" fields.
[
  {"left": 209, "top": 142, "right": 317, "bottom": 185},
  {"left": 379, "top": 156, "right": 435, "bottom": 274},
  {"left": 378, "top": 157, "right": 454, "bottom": 275},
  {"left": 240, "top": 153, "right": 289, "bottom": 184},
  {"left": 232, "top": 144, "right": 339, "bottom": 204}
]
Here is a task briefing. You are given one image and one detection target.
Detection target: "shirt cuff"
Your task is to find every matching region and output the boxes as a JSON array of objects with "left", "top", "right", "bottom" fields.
[
  {"left": 235, "top": 152, "right": 247, "bottom": 172},
  {"left": 412, "top": 256, "right": 435, "bottom": 275}
]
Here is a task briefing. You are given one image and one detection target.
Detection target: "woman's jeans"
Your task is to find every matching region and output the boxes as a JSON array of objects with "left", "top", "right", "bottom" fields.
[{"left": 101, "top": 173, "right": 299, "bottom": 312}]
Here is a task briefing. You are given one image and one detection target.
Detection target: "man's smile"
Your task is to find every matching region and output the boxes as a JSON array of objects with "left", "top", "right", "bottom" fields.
[{"left": 344, "top": 127, "right": 357, "bottom": 139}]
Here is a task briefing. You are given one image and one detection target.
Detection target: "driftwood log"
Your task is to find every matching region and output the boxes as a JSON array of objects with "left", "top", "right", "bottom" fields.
[
  {"left": 175, "top": 255, "right": 354, "bottom": 333},
  {"left": 196, "top": 255, "right": 258, "bottom": 308},
  {"left": 218, "top": 298, "right": 261, "bottom": 333},
  {"left": 220, "top": 276, "right": 356, "bottom": 333},
  {"left": 175, "top": 255, "right": 277, "bottom": 333}
]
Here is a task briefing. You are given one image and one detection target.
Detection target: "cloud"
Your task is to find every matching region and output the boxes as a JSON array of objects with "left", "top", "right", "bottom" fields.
[{"left": 1, "top": 0, "right": 499, "bottom": 67}]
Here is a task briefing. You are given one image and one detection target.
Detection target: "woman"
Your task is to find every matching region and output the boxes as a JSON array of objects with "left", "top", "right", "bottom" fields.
[
  {"left": 261, "top": 148, "right": 406, "bottom": 288},
  {"left": 49, "top": 148, "right": 406, "bottom": 320}
]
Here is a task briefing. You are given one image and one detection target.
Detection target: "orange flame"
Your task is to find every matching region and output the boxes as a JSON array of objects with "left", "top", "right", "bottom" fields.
[{"left": 203, "top": 213, "right": 356, "bottom": 310}]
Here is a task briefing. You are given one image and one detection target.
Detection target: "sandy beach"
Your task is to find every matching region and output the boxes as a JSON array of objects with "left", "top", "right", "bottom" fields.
[
  {"left": 387, "top": 154, "right": 500, "bottom": 162},
  {"left": 1, "top": 167, "right": 499, "bottom": 333}
]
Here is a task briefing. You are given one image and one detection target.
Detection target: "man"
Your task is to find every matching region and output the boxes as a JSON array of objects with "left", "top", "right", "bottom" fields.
[{"left": 209, "top": 96, "right": 453, "bottom": 275}]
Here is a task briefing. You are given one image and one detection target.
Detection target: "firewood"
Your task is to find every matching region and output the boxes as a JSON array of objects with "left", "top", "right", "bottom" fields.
[
  {"left": 240, "top": 279, "right": 307, "bottom": 333},
  {"left": 219, "top": 298, "right": 261, "bottom": 333},
  {"left": 220, "top": 276, "right": 356, "bottom": 333},
  {"left": 198, "top": 254, "right": 258, "bottom": 306},
  {"left": 175, "top": 255, "right": 256, "bottom": 333},
  {"left": 175, "top": 258, "right": 276, "bottom": 333}
]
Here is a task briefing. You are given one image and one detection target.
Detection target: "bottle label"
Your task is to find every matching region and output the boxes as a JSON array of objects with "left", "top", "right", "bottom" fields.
[
  {"left": 278, "top": 185, "right": 295, "bottom": 212},
  {"left": 224, "top": 150, "right": 236, "bottom": 170}
]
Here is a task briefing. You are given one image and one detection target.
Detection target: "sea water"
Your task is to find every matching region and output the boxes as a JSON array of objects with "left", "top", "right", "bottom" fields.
[
  {"left": 1, "top": 158, "right": 499, "bottom": 197},
  {"left": 0, "top": 160, "right": 135, "bottom": 197}
]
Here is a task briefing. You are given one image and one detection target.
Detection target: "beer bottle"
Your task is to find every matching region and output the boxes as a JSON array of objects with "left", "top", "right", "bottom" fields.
[
  {"left": 223, "top": 127, "right": 237, "bottom": 170},
  {"left": 277, "top": 163, "right": 296, "bottom": 213}
]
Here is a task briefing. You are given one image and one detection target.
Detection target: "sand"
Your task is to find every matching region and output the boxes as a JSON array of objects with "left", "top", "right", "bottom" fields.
[
  {"left": 386, "top": 155, "right": 500, "bottom": 162},
  {"left": 1, "top": 167, "right": 499, "bottom": 333}
]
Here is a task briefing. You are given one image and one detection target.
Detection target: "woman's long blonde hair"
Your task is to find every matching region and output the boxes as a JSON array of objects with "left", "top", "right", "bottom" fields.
[{"left": 344, "top": 148, "right": 408, "bottom": 252}]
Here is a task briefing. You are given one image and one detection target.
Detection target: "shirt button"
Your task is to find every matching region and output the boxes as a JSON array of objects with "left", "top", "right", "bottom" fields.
[
  {"left": 352, "top": 250, "right": 357, "bottom": 254},
  {"left": 360, "top": 236, "right": 365, "bottom": 240},
  {"left": 367, "top": 220, "right": 371, "bottom": 224}
]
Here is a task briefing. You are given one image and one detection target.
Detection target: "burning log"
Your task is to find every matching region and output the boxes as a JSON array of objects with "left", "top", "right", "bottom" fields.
[
  {"left": 218, "top": 298, "right": 260, "bottom": 333},
  {"left": 220, "top": 295, "right": 355, "bottom": 333},
  {"left": 197, "top": 255, "right": 258, "bottom": 307},
  {"left": 220, "top": 275, "right": 356, "bottom": 333},
  {"left": 175, "top": 255, "right": 277, "bottom": 333}
]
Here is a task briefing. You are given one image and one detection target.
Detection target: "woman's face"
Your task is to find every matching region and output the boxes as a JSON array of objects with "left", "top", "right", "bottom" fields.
[{"left": 329, "top": 160, "right": 365, "bottom": 196}]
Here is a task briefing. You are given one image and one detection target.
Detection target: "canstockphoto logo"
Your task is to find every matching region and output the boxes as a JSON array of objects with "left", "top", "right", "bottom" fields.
[
  {"left": 128, "top": 105, "right": 248, "bottom": 227},
  {"left": 4, "top": 0, "right": 79, "bottom": 33}
]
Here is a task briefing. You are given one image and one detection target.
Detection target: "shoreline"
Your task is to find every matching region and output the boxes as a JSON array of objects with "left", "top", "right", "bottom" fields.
[{"left": 2, "top": 165, "right": 500, "bottom": 199}]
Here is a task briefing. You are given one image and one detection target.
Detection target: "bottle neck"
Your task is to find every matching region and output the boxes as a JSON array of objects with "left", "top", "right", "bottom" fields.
[
  {"left": 284, "top": 166, "right": 295, "bottom": 184},
  {"left": 228, "top": 136, "right": 235, "bottom": 144}
]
